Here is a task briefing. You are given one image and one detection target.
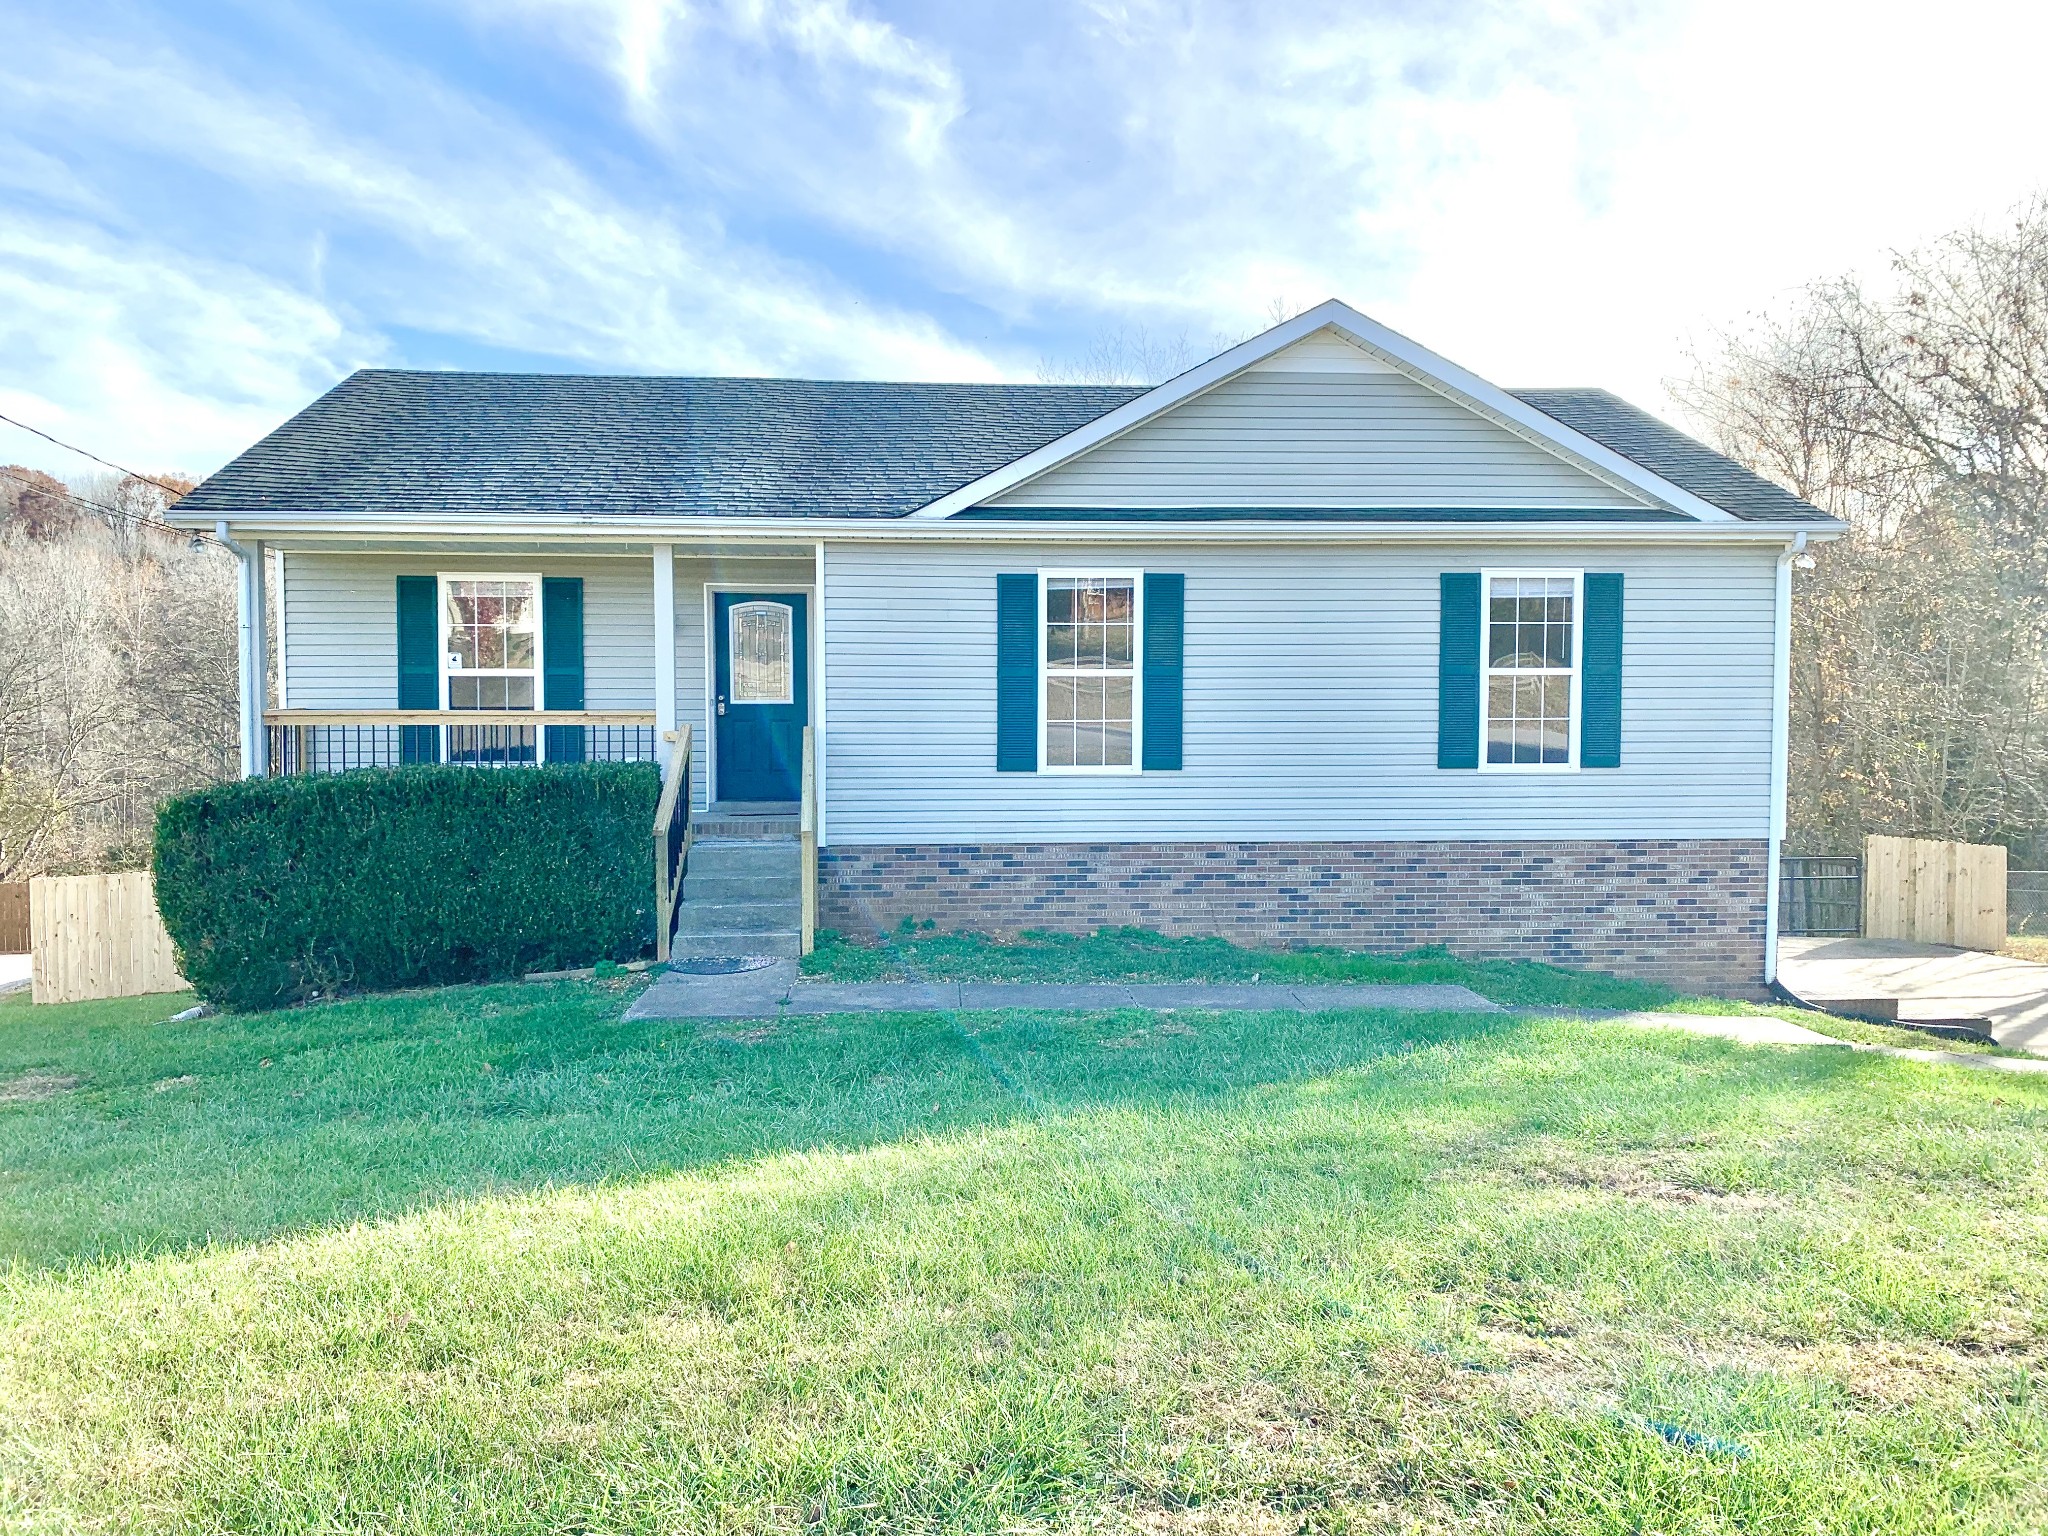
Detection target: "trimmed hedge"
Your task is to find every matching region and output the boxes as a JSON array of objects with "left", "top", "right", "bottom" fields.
[{"left": 155, "top": 763, "right": 660, "bottom": 1010}]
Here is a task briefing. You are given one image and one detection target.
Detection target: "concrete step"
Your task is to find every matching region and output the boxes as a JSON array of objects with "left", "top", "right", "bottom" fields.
[
  {"left": 674, "top": 899, "right": 802, "bottom": 935},
  {"left": 679, "top": 835, "right": 790, "bottom": 860},
  {"left": 684, "top": 871, "right": 800, "bottom": 902},
  {"left": 694, "top": 815, "right": 799, "bottom": 839},
  {"left": 668, "top": 929, "right": 804, "bottom": 960}
]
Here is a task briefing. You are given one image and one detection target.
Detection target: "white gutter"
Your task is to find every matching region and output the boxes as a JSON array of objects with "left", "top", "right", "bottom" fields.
[
  {"left": 166, "top": 511, "right": 1845, "bottom": 548},
  {"left": 1762, "top": 530, "right": 1808, "bottom": 984}
]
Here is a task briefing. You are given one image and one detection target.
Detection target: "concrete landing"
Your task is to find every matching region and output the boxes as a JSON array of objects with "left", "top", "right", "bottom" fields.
[
  {"left": 625, "top": 962, "right": 1503, "bottom": 1022},
  {"left": 1779, "top": 936, "right": 2048, "bottom": 1055}
]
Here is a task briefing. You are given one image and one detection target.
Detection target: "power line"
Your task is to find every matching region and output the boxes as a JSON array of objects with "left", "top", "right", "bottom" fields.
[
  {"left": 0, "top": 411, "right": 195, "bottom": 499},
  {"left": 0, "top": 465, "right": 222, "bottom": 547}
]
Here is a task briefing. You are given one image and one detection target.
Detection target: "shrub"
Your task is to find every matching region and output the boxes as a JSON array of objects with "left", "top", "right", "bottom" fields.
[{"left": 154, "top": 764, "right": 659, "bottom": 1009}]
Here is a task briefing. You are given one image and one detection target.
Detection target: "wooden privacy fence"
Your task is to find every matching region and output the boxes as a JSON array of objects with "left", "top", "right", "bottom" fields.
[
  {"left": 29, "top": 872, "right": 186, "bottom": 1004},
  {"left": 0, "top": 883, "right": 28, "bottom": 953},
  {"left": 1863, "top": 836, "right": 2007, "bottom": 951}
]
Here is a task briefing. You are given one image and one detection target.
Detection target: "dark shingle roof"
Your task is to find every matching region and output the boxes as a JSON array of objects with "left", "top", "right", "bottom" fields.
[
  {"left": 177, "top": 370, "right": 1147, "bottom": 520},
  {"left": 177, "top": 368, "right": 1834, "bottom": 525},
  {"left": 1509, "top": 388, "right": 1832, "bottom": 524}
]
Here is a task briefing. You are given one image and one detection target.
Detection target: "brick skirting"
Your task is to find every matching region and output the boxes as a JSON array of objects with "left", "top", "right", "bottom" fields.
[{"left": 818, "top": 839, "right": 1770, "bottom": 992}]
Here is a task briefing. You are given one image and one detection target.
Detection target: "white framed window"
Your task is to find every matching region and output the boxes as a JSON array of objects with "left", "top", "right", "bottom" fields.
[
  {"left": 1041, "top": 571, "right": 1141, "bottom": 772},
  {"left": 439, "top": 573, "right": 544, "bottom": 711},
  {"left": 1480, "top": 569, "right": 1581, "bottom": 771}
]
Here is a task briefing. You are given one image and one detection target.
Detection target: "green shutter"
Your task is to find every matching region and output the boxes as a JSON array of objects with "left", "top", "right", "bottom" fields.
[
  {"left": 1141, "top": 572, "right": 1184, "bottom": 770},
  {"left": 1437, "top": 573, "right": 1482, "bottom": 769},
  {"left": 396, "top": 575, "right": 440, "bottom": 763},
  {"left": 542, "top": 576, "right": 586, "bottom": 764},
  {"left": 1581, "top": 572, "right": 1623, "bottom": 768},
  {"left": 996, "top": 574, "right": 1038, "bottom": 771}
]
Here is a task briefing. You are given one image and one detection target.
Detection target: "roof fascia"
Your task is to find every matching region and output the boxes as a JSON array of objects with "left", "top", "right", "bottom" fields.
[
  {"left": 908, "top": 298, "right": 1741, "bottom": 523},
  {"left": 185, "top": 509, "right": 1841, "bottom": 548}
]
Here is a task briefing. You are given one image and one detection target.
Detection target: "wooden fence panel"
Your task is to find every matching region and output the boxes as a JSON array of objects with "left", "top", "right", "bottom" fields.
[
  {"left": 1862, "top": 836, "right": 2008, "bottom": 950},
  {"left": 29, "top": 872, "right": 186, "bottom": 1005},
  {"left": 0, "top": 883, "right": 28, "bottom": 953}
]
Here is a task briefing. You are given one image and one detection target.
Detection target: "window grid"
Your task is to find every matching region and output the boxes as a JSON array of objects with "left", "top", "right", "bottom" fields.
[
  {"left": 1042, "top": 573, "right": 1140, "bottom": 771},
  {"left": 1482, "top": 572, "right": 1579, "bottom": 769},
  {"left": 440, "top": 573, "right": 544, "bottom": 762}
]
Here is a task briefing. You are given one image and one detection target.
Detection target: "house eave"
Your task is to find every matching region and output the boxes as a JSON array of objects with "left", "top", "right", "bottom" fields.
[{"left": 171, "top": 508, "right": 1846, "bottom": 548}]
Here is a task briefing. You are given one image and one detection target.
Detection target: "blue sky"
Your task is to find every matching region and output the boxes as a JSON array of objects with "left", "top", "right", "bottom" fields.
[{"left": 6, "top": 0, "right": 2048, "bottom": 477}]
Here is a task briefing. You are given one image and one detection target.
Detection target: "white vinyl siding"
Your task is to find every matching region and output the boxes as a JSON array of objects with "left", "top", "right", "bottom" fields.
[
  {"left": 279, "top": 551, "right": 812, "bottom": 811},
  {"left": 986, "top": 371, "right": 1649, "bottom": 510},
  {"left": 822, "top": 541, "right": 1776, "bottom": 843}
]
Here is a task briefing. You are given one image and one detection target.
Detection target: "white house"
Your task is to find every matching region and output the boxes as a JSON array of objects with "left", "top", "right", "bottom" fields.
[{"left": 169, "top": 300, "right": 1842, "bottom": 989}]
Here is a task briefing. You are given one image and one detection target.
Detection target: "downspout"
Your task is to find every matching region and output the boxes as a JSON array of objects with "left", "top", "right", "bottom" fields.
[
  {"left": 1762, "top": 531, "right": 1807, "bottom": 984},
  {"left": 216, "top": 521, "right": 261, "bottom": 779}
]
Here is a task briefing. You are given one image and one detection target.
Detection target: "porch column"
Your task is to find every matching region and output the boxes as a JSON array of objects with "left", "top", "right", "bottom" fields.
[
  {"left": 652, "top": 543, "right": 676, "bottom": 767},
  {"left": 218, "top": 521, "right": 268, "bottom": 778},
  {"left": 248, "top": 539, "right": 270, "bottom": 777}
]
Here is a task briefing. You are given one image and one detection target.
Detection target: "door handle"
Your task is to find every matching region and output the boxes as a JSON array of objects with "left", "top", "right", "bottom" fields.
[{"left": 716, "top": 694, "right": 726, "bottom": 716}]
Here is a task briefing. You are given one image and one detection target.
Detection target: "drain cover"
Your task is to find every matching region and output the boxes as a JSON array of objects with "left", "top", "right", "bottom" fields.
[{"left": 666, "top": 956, "right": 778, "bottom": 975}]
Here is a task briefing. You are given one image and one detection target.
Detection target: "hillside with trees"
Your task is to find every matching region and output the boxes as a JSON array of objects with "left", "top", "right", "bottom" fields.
[
  {"left": 1679, "top": 199, "right": 2048, "bottom": 861},
  {"left": 0, "top": 470, "right": 236, "bottom": 881}
]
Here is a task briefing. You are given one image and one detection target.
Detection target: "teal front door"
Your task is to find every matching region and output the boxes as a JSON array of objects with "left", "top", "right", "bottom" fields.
[{"left": 713, "top": 591, "right": 808, "bottom": 802}]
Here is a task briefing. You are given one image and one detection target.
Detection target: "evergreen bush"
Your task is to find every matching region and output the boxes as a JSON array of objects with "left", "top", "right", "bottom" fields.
[{"left": 154, "top": 764, "right": 659, "bottom": 1009}]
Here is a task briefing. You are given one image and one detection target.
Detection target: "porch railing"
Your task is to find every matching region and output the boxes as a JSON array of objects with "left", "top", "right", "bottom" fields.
[
  {"left": 800, "top": 724, "right": 817, "bottom": 956},
  {"left": 652, "top": 725, "right": 694, "bottom": 963},
  {"left": 264, "top": 710, "right": 660, "bottom": 774}
]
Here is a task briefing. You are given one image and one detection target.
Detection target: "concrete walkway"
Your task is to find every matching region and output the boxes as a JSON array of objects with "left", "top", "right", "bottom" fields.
[
  {"left": 0, "top": 954, "right": 29, "bottom": 997},
  {"left": 1779, "top": 936, "right": 2048, "bottom": 1055},
  {"left": 623, "top": 961, "right": 2048, "bottom": 1078},
  {"left": 626, "top": 961, "right": 1502, "bottom": 1021}
]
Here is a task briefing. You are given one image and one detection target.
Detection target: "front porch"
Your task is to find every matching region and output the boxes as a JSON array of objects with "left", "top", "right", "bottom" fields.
[
  {"left": 219, "top": 534, "right": 827, "bottom": 960},
  {"left": 226, "top": 536, "right": 826, "bottom": 820}
]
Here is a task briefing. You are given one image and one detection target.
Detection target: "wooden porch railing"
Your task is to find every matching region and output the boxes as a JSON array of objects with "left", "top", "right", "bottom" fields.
[
  {"left": 800, "top": 724, "right": 817, "bottom": 956},
  {"left": 652, "top": 725, "right": 694, "bottom": 963}
]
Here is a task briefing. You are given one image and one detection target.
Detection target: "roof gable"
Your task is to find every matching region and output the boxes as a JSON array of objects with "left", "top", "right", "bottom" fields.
[
  {"left": 914, "top": 301, "right": 1740, "bottom": 522},
  {"left": 985, "top": 344, "right": 1648, "bottom": 511}
]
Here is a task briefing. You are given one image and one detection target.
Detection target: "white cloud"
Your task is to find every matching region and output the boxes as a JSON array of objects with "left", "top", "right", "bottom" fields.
[
  {"left": 506, "top": 0, "right": 2048, "bottom": 414},
  {"left": 9, "top": 0, "right": 2048, "bottom": 478},
  {"left": 0, "top": 219, "right": 367, "bottom": 477},
  {"left": 0, "top": 4, "right": 1004, "bottom": 471}
]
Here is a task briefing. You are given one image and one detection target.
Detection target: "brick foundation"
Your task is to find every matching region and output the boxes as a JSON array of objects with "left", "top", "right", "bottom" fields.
[{"left": 819, "top": 839, "right": 1769, "bottom": 993}]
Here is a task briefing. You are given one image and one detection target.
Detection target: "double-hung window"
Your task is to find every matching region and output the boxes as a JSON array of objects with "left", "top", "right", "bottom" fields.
[
  {"left": 1481, "top": 570, "right": 1580, "bottom": 769},
  {"left": 1042, "top": 572, "right": 1140, "bottom": 771},
  {"left": 441, "top": 573, "right": 543, "bottom": 764}
]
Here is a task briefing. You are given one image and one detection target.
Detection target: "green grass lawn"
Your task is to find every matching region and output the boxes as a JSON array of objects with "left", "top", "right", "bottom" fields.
[
  {"left": 803, "top": 925, "right": 1688, "bottom": 1009},
  {"left": 2, "top": 979, "right": 2046, "bottom": 1533}
]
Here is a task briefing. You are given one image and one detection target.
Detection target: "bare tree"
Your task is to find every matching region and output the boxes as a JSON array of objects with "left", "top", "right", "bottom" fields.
[
  {"left": 1677, "top": 197, "right": 2048, "bottom": 856},
  {"left": 0, "top": 471, "right": 236, "bottom": 879}
]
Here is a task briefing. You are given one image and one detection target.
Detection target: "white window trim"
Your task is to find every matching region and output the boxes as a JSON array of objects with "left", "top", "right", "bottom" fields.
[
  {"left": 1477, "top": 567, "right": 1583, "bottom": 774},
  {"left": 727, "top": 599, "right": 796, "bottom": 705},
  {"left": 437, "top": 570, "right": 546, "bottom": 758},
  {"left": 1038, "top": 568, "right": 1143, "bottom": 775}
]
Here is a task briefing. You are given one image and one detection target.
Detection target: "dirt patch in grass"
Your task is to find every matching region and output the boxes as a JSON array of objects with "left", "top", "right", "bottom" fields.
[
  {"left": 704, "top": 1024, "right": 780, "bottom": 1045},
  {"left": 1464, "top": 1141, "right": 1790, "bottom": 1213},
  {"left": 0, "top": 1071, "right": 81, "bottom": 1105}
]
